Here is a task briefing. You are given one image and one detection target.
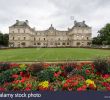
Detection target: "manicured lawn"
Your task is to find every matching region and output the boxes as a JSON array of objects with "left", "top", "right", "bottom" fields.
[{"left": 0, "top": 48, "right": 110, "bottom": 61}]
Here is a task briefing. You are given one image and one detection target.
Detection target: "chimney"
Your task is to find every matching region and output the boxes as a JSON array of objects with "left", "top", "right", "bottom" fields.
[
  {"left": 83, "top": 21, "right": 85, "bottom": 24},
  {"left": 16, "top": 20, "right": 19, "bottom": 23},
  {"left": 25, "top": 20, "right": 29, "bottom": 24},
  {"left": 74, "top": 20, "right": 77, "bottom": 25}
]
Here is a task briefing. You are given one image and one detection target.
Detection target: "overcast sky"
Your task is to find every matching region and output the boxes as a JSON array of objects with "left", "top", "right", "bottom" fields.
[{"left": 0, "top": 0, "right": 110, "bottom": 37}]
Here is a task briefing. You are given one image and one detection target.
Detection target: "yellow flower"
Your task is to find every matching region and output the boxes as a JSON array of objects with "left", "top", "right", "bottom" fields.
[
  {"left": 19, "top": 64, "right": 26, "bottom": 69},
  {"left": 86, "top": 79, "right": 96, "bottom": 88},
  {"left": 38, "top": 81, "right": 49, "bottom": 88}
]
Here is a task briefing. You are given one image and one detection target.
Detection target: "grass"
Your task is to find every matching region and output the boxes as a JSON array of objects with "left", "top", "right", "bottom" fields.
[{"left": 0, "top": 48, "right": 110, "bottom": 61}]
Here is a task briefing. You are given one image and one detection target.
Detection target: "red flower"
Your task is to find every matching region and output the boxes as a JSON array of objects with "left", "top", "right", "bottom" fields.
[
  {"left": 77, "top": 87, "right": 86, "bottom": 91},
  {"left": 54, "top": 71, "right": 61, "bottom": 78},
  {"left": 12, "top": 74, "right": 18, "bottom": 79},
  {"left": 54, "top": 73, "right": 59, "bottom": 77},
  {"left": 20, "top": 77, "right": 27, "bottom": 83},
  {"left": 72, "top": 81, "right": 78, "bottom": 87},
  {"left": 68, "top": 87, "right": 73, "bottom": 91},
  {"left": 89, "top": 84, "right": 96, "bottom": 90},
  {"left": 102, "top": 82, "right": 109, "bottom": 87},
  {"left": 60, "top": 72, "right": 67, "bottom": 77},
  {"left": 63, "top": 83, "right": 68, "bottom": 88},
  {"left": 102, "top": 74, "right": 110, "bottom": 79},
  {"left": 26, "top": 84, "right": 32, "bottom": 88},
  {"left": 77, "top": 85, "right": 87, "bottom": 91},
  {"left": 85, "top": 70, "right": 90, "bottom": 74},
  {"left": 20, "top": 72, "right": 24, "bottom": 76},
  {"left": 106, "top": 87, "right": 110, "bottom": 91},
  {"left": 25, "top": 87, "right": 31, "bottom": 91},
  {"left": 61, "top": 66, "right": 65, "bottom": 70},
  {"left": 82, "top": 85, "right": 87, "bottom": 89}
]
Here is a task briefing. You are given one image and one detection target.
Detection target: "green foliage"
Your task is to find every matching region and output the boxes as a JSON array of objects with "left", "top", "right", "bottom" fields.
[
  {"left": 92, "top": 23, "right": 110, "bottom": 45},
  {"left": 65, "top": 66, "right": 74, "bottom": 73},
  {"left": 77, "top": 64, "right": 95, "bottom": 79},
  {"left": 0, "top": 33, "right": 9, "bottom": 46},
  {"left": 0, "top": 63, "right": 10, "bottom": 73},
  {"left": 29, "top": 63, "right": 43, "bottom": 76},
  {"left": 93, "top": 58, "right": 110, "bottom": 74},
  {"left": 37, "top": 66, "right": 61, "bottom": 82},
  {"left": 0, "top": 67, "right": 21, "bottom": 85}
]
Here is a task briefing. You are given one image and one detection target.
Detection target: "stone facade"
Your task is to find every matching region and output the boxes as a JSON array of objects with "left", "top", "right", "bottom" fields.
[{"left": 9, "top": 20, "right": 92, "bottom": 47}]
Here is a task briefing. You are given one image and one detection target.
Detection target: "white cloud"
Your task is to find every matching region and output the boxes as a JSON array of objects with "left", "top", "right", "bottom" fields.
[{"left": 0, "top": 0, "right": 110, "bottom": 37}]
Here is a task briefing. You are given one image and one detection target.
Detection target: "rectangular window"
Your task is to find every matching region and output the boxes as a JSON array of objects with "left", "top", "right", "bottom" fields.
[
  {"left": 58, "top": 43, "right": 60, "bottom": 45},
  {"left": 62, "top": 43, "right": 65, "bottom": 45},
  {"left": 37, "top": 43, "right": 41, "bottom": 45},
  {"left": 24, "top": 37, "right": 26, "bottom": 40},
  {"left": 67, "top": 43, "right": 69, "bottom": 45},
  {"left": 18, "top": 36, "right": 20, "bottom": 40},
  {"left": 18, "top": 29, "right": 20, "bottom": 33},
  {"left": 24, "top": 29, "right": 25, "bottom": 33}
]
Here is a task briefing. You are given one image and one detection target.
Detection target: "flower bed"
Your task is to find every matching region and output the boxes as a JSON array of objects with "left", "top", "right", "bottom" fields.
[{"left": 0, "top": 60, "right": 110, "bottom": 91}]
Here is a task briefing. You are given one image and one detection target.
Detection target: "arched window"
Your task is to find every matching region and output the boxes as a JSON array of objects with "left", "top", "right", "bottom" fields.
[{"left": 77, "top": 42, "right": 80, "bottom": 46}]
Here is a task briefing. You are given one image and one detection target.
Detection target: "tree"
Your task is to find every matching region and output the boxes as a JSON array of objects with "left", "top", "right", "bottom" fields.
[
  {"left": 0, "top": 32, "right": 3, "bottom": 46},
  {"left": 0, "top": 32, "right": 9, "bottom": 47},
  {"left": 3, "top": 34, "right": 9, "bottom": 46},
  {"left": 92, "top": 23, "right": 110, "bottom": 45}
]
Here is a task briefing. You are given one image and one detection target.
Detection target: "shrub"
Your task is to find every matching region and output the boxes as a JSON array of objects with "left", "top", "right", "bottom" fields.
[
  {"left": 93, "top": 58, "right": 110, "bottom": 74},
  {"left": 28, "top": 63, "right": 44, "bottom": 76},
  {"left": 37, "top": 67, "right": 61, "bottom": 82},
  {"left": 0, "top": 67, "right": 21, "bottom": 85},
  {"left": 0, "top": 63, "right": 10, "bottom": 73}
]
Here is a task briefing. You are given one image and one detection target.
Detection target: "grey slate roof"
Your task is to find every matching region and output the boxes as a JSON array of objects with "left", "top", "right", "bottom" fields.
[
  {"left": 74, "top": 21, "right": 89, "bottom": 27},
  {"left": 10, "top": 20, "right": 29, "bottom": 27}
]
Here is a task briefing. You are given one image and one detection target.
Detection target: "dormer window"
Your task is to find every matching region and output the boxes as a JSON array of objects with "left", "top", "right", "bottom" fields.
[{"left": 18, "top": 29, "right": 20, "bottom": 33}]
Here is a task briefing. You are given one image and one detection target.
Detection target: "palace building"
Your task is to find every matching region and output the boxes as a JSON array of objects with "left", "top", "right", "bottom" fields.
[{"left": 9, "top": 20, "right": 92, "bottom": 47}]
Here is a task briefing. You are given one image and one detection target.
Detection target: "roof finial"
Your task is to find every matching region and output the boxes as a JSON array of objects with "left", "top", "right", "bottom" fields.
[{"left": 51, "top": 24, "right": 53, "bottom": 27}]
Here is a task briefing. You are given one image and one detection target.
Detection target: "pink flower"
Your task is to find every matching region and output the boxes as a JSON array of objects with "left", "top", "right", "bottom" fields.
[
  {"left": 0, "top": 87, "right": 5, "bottom": 91},
  {"left": 102, "top": 74, "right": 110, "bottom": 79},
  {"left": 77, "top": 87, "right": 85, "bottom": 91}
]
